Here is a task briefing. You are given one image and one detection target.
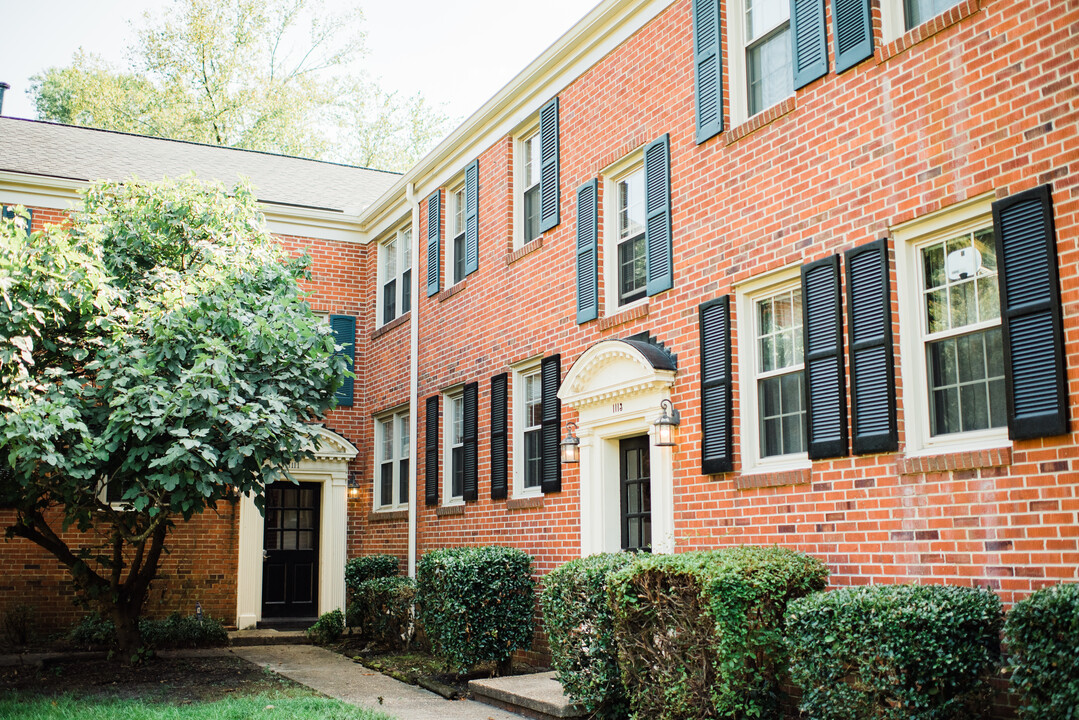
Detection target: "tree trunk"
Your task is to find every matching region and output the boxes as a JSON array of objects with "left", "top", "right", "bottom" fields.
[{"left": 113, "top": 603, "right": 143, "bottom": 663}]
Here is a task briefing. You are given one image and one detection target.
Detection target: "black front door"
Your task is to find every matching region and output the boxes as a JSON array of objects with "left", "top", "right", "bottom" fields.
[
  {"left": 262, "top": 482, "right": 319, "bottom": 619},
  {"left": 619, "top": 436, "right": 652, "bottom": 552}
]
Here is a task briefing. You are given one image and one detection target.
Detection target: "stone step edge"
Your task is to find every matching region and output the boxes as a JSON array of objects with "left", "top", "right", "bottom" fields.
[{"left": 468, "top": 673, "right": 587, "bottom": 720}]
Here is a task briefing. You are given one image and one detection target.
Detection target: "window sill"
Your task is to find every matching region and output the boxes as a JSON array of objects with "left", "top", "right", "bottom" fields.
[
  {"left": 598, "top": 301, "right": 649, "bottom": 331},
  {"left": 368, "top": 509, "right": 408, "bottom": 522},
  {"left": 506, "top": 237, "right": 543, "bottom": 265},
  {"left": 726, "top": 96, "right": 796, "bottom": 145},
  {"left": 734, "top": 467, "right": 812, "bottom": 491},
  {"left": 437, "top": 280, "right": 467, "bottom": 303},
  {"left": 507, "top": 495, "right": 544, "bottom": 511},
  {"left": 435, "top": 504, "right": 465, "bottom": 517},
  {"left": 371, "top": 312, "right": 409, "bottom": 341},
  {"left": 898, "top": 445, "right": 1011, "bottom": 475},
  {"left": 877, "top": 0, "right": 982, "bottom": 64}
]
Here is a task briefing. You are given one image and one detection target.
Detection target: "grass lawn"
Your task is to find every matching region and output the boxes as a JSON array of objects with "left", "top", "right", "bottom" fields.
[{"left": 0, "top": 693, "right": 395, "bottom": 720}]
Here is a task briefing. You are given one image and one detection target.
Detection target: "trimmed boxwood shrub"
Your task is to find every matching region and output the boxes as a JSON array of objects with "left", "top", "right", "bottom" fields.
[
  {"left": 541, "top": 552, "right": 638, "bottom": 719},
  {"left": 352, "top": 576, "right": 417, "bottom": 650},
  {"left": 345, "top": 554, "right": 399, "bottom": 593},
  {"left": 1004, "top": 582, "right": 1079, "bottom": 719},
  {"left": 608, "top": 546, "right": 828, "bottom": 720},
  {"left": 67, "top": 612, "right": 228, "bottom": 650},
  {"left": 786, "top": 584, "right": 1003, "bottom": 720},
  {"left": 416, "top": 545, "right": 534, "bottom": 674},
  {"left": 306, "top": 609, "right": 345, "bottom": 645}
]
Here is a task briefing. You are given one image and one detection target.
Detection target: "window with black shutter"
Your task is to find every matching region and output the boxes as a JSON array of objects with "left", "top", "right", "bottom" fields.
[{"left": 540, "top": 354, "right": 562, "bottom": 494}]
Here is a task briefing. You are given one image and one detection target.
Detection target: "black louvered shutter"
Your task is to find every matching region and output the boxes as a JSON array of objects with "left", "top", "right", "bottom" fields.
[
  {"left": 644, "top": 134, "right": 673, "bottom": 296},
  {"left": 791, "top": 0, "right": 828, "bottom": 89},
  {"left": 539, "top": 97, "right": 560, "bottom": 233},
  {"left": 833, "top": 0, "right": 873, "bottom": 73},
  {"left": 426, "top": 190, "right": 441, "bottom": 296},
  {"left": 2, "top": 206, "right": 32, "bottom": 236},
  {"left": 802, "top": 256, "right": 848, "bottom": 458},
  {"left": 700, "top": 296, "right": 733, "bottom": 474},
  {"left": 490, "top": 374, "right": 508, "bottom": 500},
  {"left": 329, "top": 314, "right": 355, "bottom": 407},
  {"left": 462, "top": 382, "right": 478, "bottom": 502},
  {"left": 845, "top": 239, "right": 898, "bottom": 454},
  {"left": 464, "top": 160, "right": 480, "bottom": 276},
  {"left": 692, "top": 0, "right": 723, "bottom": 143},
  {"left": 576, "top": 180, "right": 599, "bottom": 324},
  {"left": 540, "top": 354, "right": 562, "bottom": 494},
  {"left": 993, "top": 185, "right": 1067, "bottom": 440},
  {"left": 425, "top": 395, "right": 439, "bottom": 506}
]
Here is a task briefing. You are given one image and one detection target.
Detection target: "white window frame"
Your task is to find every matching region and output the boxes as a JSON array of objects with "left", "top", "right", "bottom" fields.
[
  {"left": 374, "top": 408, "right": 410, "bottom": 510},
  {"left": 442, "top": 388, "right": 465, "bottom": 505},
  {"left": 728, "top": 0, "right": 794, "bottom": 126},
  {"left": 894, "top": 193, "right": 1011, "bottom": 457},
  {"left": 601, "top": 149, "right": 647, "bottom": 315},
  {"left": 513, "top": 118, "right": 542, "bottom": 250},
  {"left": 512, "top": 359, "right": 544, "bottom": 498},
  {"left": 376, "top": 221, "right": 412, "bottom": 328},
  {"left": 736, "top": 265, "right": 810, "bottom": 474},
  {"left": 881, "top": 0, "right": 963, "bottom": 43},
  {"left": 445, "top": 179, "right": 467, "bottom": 287}
]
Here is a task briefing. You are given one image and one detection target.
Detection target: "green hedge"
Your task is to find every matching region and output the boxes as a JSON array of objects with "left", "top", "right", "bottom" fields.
[
  {"left": 306, "top": 609, "right": 345, "bottom": 645},
  {"left": 67, "top": 612, "right": 228, "bottom": 650},
  {"left": 608, "top": 546, "right": 828, "bottom": 720},
  {"left": 345, "top": 555, "right": 399, "bottom": 593},
  {"left": 786, "top": 584, "right": 1003, "bottom": 720},
  {"left": 1005, "top": 582, "right": 1079, "bottom": 719},
  {"left": 541, "top": 552, "right": 638, "bottom": 719},
  {"left": 351, "top": 576, "right": 417, "bottom": 650},
  {"left": 416, "top": 545, "right": 534, "bottom": 674}
]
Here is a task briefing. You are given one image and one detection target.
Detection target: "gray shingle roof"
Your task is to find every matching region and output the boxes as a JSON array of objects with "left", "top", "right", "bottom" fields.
[{"left": 0, "top": 117, "right": 399, "bottom": 213}]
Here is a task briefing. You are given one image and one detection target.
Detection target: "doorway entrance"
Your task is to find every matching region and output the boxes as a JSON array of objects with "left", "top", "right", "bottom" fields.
[
  {"left": 261, "top": 482, "right": 320, "bottom": 620},
  {"left": 619, "top": 436, "right": 652, "bottom": 551}
]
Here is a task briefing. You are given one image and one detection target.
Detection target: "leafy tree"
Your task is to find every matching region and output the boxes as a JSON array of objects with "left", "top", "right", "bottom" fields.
[
  {"left": 0, "top": 177, "right": 347, "bottom": 661},
  {"left": 29, "top": 0, "right": 450, "bottom": 171}
]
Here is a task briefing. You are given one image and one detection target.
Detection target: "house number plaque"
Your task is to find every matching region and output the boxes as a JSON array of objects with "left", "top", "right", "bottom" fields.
[{"left": 611, "top": 402, "right": 623, "bottom": 413}]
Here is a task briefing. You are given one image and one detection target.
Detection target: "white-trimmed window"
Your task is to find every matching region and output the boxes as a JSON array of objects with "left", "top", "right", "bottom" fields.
[
  {"left": 603, "top": 153, "right": 646, "bottom": 310},
  {"left": 513, "top": 363, "right": 543, "bottom": 496},
  {"left": 377, "top": 223, "right": 411, "bottom": 327},
  {"left": 729, "top": 0, "right": 793, "bottom": 123},
  {"left": 447, "top": 183, "right": 466, "bottom": 286},
  {"left": 896, "top": 194, "right": 1009, "bottom": 455},
  {"left": 516, "top": 126, "right": 542, "bottom": 248},
  {"left": 375, "top": 410, "right": 409, "bottom": 510},
  {"left": 737, "top": 268, "right": 809, "bottom": 473},
  {"left": 443, "top": 390, "right": 464, "bottom": 503},
  {"left": 882, "top": 0, "right": 963, "bottom": 42}
]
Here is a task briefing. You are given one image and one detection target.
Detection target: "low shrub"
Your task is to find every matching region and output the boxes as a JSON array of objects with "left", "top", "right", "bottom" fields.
[
  {"left": 306, "top": 609, "right": 345, "bottom": 645},
  {"left": 786, "top": 583, "right": 1003, "bottom": 720},
  {"left": 352, "top": 576, "right": 417, "bottom": 649},
  {"left": 607, "top": 546, "right": 827, "bottom": 720},
  {"left": 541, "top": 552, "right": 638, "bottom": 719},
  {"left": 1004, "top": 582, "right": 1079, "bottom": 719},
  {"left": 2, "top": 604, "right": 36, "bottom": 646},
  {"left": 67, "top": 612, "right": 228, "bottom": 650},
  {"left": 416, "top": 545, "right": 534, "bottom": 674},
  {"left": 345, "top": 555, "right": 399, "bottom": 594}
]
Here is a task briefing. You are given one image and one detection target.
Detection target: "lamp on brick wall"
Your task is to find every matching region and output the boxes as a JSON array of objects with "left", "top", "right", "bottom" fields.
[
  {"left": 347, "top": 473, "right": 361, "bottom": 499},
  {"left": 560, "top": 422, "right": 580, "bottom": 464},
  {"left": 653, "top": 399, "right": 680, "bottom": 447}
]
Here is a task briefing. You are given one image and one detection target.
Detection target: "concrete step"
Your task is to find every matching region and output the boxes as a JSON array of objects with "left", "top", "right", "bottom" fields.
[
  {"left": 469, "top": 671, "right": 587, "bottom": 720},
  {"left": 228, "top": 628, "right": 311, "bottom": 647}
]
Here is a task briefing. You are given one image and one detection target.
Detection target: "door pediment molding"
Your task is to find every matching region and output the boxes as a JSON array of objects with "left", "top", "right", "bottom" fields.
[{"left": 559, "top": 340, "right": 676, "bottom": 410}]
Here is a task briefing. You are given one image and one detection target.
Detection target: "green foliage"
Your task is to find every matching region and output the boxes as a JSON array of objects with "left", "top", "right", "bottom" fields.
[
  {"left": 1004, "top": 583, "right": 1079, "bottom": 719},
  {"left": 349, "top": 576, "right": 416, "bottom": 650},
  {"left": 345, "top": 554, "right": 399, "bottom": 593},
  {"left": 607, "top": 546, "right": 828, "bottom": 720},
  {"left": 2, "top": 604, "right": 36, "bottom": 646},
  {"left": 416, "top": 546, "right": 535, "bottom": 674},
  {"left": 306, "top": 609, "right": 345, "bottom": 645},
  {"left": 67, "top": 612, "right": 228, "bottom": 650},
  {"left": 540, "top": 553, "right": 637, "bottom": 719},
  {"left": 0, "top": 693, "right": 395, "bottom": 720},
  {"left": 786, "top": 584, "right": 1003, "bottom": 720}
]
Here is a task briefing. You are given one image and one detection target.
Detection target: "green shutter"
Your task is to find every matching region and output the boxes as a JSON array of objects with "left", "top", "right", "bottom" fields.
[
  {"left": 833, "top": 0, "right": 873, "bottom": 74},
  {"left": 802, "top": 256, "right": 848, "bottom": 458},
  {"left": 490, "top": 374, "right": 508, "bottom": 500},
  {"left": 329, "top": 314, "right": 355, "bottom": 407},
  {"left": 791, "top": 0, "right": 828, "bottom": 89},
  {"left": 2, "top": 206, "right": 32, "bottom": 236},
  {"left": 539, "top": 97, "right": 560, "bottom": 233},
  {"left": 426, "top": 190, "right": 441, "bottom": 296},
  {"left": 644, "top": 134, "right": 673, "bottom": 297},
  {"left": 425, "top": 396, "right": 439, "bottom": 506},
  {"left": 540, "top": 354, "right": 562, "bottom": 494},
  {"left": 993, "top": 185, "right": 1068, "bottom": 440},
  {"left": 465, "top": 159, "right": 479, "bottom": 276},
  {"left": 692, "top": 0, "right": 724, "bottom": 143},
  {"left": 576, "top": 180, "right": 599, "bottom": 324},
  {"left": 462, "top": 382, "right": 478, "bottom": 502},
  {"left": 700, "top": 297, "right": 733, "bottom": 474}
]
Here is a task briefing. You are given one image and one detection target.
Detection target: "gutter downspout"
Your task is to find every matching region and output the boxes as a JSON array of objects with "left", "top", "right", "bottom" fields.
[{"left": 405, "top": 183, "right": 420, "bottom": 578}]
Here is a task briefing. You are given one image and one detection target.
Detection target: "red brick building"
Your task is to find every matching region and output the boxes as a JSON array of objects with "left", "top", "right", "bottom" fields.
[{"left": 2, "top": 0, "right": 1077, "bottom": 633}]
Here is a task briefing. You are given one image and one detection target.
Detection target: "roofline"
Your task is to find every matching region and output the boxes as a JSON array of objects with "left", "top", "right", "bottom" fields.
[{"left": 358, "top": 0, "right": 676, "bottom": 232}]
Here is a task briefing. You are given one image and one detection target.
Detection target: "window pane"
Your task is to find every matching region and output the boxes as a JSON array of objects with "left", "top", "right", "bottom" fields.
[
  {"left": 452, "top": 447, "right": 464, "bottom": 497},
  {"left": 400, "top": 415, "right": 410, "bottom": 458},
  {"left": 747, "top": 26, "right": 792, "bottom": 116},
  {"left": 525, "top": 429, "right": 542, "bottom": 488},
  {"left": 905, "top": 0, "right": 961, "bottom": 29},
  {"left": 297, "top": 531, "right": 314, "bottom": 550},
  {"left": 401, "top": 269, "right": 411, "bottom": 314},
  {"left": 453, "top": 188, "right": 465, "bottom": 235},
  {"left": 525, "top": 372, "right": 542, "bottom": 429},
  {"left": 746, "top": 0, "right": 789, "bottom": 40},
  {"left": 617, "top": 171, "right": 645, "bottom": 240},
  {"left": 618, "top": 234, "right": 646, "bottom": 304},
  {"left": 380, "top": 463, "right": 393, "bottom": 505},
  {"left": 401, "top": 228, "right": 412, "bottom": 269},
  {"left": 524, "top": 185, "right": 541, "bottom": 243},
  {"left": 383, "top": 280, "right": 396, "bottom": 324},
  {"left": 399, "top": 458, "right": 409, "bottom": 504},
  {"left": 453, "top": 397, "right": 463, "bottom": 445},
  {"left": 927, "top": 328, "right": 1005, "bottom": 436},
  {"left": 759, "top": 370, "right": 805, "bottom": 457},
  {"left": 381, "top": 419, "right": 394, "bottom": 461}
]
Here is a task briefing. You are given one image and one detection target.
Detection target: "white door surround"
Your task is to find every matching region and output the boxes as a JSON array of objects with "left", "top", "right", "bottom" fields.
[
  {"left": 235, "top": 426, "right": 357, "bottom": 629},
  {"left": 559, "top": 339, "right": 677, "bottom": 556}
]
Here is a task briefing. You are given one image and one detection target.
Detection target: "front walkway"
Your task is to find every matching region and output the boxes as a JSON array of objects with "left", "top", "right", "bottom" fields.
[{"left": 232, "top": 644, "right": 524, "bottom": 720}]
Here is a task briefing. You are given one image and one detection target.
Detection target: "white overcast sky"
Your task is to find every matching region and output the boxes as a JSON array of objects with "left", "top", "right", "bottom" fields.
[{"left": 0, "top": 0, "right": 596, "bottom": 129}]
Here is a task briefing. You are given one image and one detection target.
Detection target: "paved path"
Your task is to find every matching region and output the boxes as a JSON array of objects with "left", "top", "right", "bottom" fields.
[{"left": 232, "top": 644, "right": 523, "bottom": 720}]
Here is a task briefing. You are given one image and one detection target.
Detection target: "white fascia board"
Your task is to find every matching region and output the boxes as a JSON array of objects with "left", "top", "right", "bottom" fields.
[
  {"left": 359, "top": 0, "right": 677, "bottom": 234},
  {"left": 0, "top": 171, "right": 85, "bottom": 211}
]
